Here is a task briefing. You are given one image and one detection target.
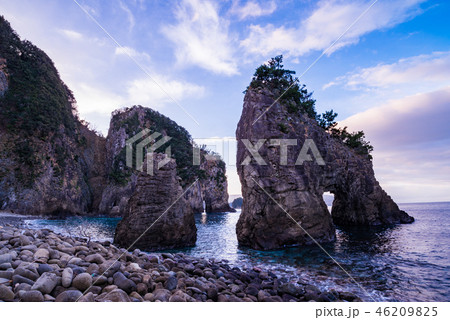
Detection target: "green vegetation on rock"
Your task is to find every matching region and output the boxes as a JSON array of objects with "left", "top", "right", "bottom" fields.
[
  {"left": 248, "top": 55, "right": 373, "bottom": 158},
  {"left": 109, "top": 106, "right": 209, "bottom": 187},
  {"left": 0, "top": 16, "right": 85, "bottom": 188},
  {"left": 0, "top": 16, "right": 78, "bottom": 138}
]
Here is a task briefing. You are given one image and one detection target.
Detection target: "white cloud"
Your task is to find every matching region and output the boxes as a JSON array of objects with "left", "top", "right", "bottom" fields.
[
  {"left": 114, "top": 46, "right": 151, "bottom": 61},
  {"left": 341, "top": 86, "right": 450, "bottom": 147},
  {"left": 72, "top": 75, "right": 205, "bottom": 135},
  {"left": 75, "top": 74, "right": 205, "bottom": 114},
  {"left": 126, "top": 76, "right": 206, "bottom": 107},
  {"left": 241, "top": 0, "right": 425, "bottom": 57},
  {"left": 58, "top": 29, "right": 83, "bottom": 41},
  {"left": 230, "top": 0, "right": 277, "bottom": 20},
  {"left": 72, "top": 83, "right": 126, "bottom": 115},
  {"left": 162, "top": 0, "right": 239, "bottom": 76},
  {"left": 340, "top": 87, "right": 450, "bottom": 202},
  {"left": 119, "top": 0, "right": 135, "bottom": 32},
  {"left": 325, "top": 51, "right": 450, "bottom": 89}
]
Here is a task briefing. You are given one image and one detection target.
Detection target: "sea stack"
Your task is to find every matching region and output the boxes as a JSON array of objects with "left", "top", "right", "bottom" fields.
[
  {"left": 236, "top": 86, "right": 413, "bottom": 250},
  {"left": 200, "top": 158, "right": 236, "bottom": 213},
  {"left": 114, "top": 153, "right": 197, "bottom": 250}
]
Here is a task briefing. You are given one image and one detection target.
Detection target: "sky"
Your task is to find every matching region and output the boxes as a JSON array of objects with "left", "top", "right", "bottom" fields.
[{"left": 0, "top": 0, "right": 449, "bottom": 202}]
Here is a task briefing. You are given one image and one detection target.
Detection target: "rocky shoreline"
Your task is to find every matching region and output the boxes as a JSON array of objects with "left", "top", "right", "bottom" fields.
[{"left": 0, "top": 225, "right": 362, "bottom": 302}]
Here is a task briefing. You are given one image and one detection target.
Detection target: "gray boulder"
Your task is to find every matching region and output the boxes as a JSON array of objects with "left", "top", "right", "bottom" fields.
[
  {"left": 0, "top": 284, "right": 14, "bottom": 301},
  {"left": 55, "top": 290, "right": 83, "bottom": 302},
  {"left": 97, "top": 289, "right": 131, "bottom": 302},
  {"left": 20, "top": 290, "right": 44, "bottom": 302},
  {"left": 31, "top": 272, "right": 58, "bottom": 294},
  {"left": 61, "top": 268, "right": 73, "bottom": 288}
]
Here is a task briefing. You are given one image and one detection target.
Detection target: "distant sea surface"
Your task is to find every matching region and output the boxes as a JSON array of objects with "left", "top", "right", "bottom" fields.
[{"left": 2, "top": 202, "right": 449, "bottom": 302}]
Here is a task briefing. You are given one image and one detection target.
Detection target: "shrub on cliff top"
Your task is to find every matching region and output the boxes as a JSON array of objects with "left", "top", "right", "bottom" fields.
[
  {"left": 247, "top": 55, "right": 317, "bottom": 119},
  {"left": 247, "top": 55, "right": 373, "bottom": 158}
]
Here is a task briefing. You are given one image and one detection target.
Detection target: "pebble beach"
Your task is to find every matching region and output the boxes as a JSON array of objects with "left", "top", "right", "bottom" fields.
[{"left": 0, "top": 225, "right": 361, "bottom": 302}]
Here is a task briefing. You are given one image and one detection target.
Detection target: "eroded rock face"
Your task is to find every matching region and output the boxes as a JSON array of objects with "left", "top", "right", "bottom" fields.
[
  {"left": 78, "top": 124, "right": 108, "bottom": 213},
  {"left": 114, "top": 154, "right": 197, "bottom": 250},
  {"left": 0, "top": 115, "right": 105, "bottom": 216},
  {"left": 0, "top": 18, "right": 103, "bottom": 216},
  {"left": 200, "top": 159, "right": 235, "bottom": 213},
  {"left": 0, "top": 58, "right": 7, "bottom": 97},
  {"left": 236, "top": 89, "right": 413, "bottom": 250},
  {"left": 98, "top": 108, "right": 143, "bottom": 216},
  {"left": 184, "top": 180, "right": 204, "bottom": 215}
]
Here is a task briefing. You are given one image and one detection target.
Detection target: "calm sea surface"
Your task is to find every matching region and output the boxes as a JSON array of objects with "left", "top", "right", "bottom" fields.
[{"left": 3, "top": 202, "right": 449, "bottom": 302}]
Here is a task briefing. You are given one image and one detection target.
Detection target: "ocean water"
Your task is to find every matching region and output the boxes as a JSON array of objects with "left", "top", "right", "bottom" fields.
[
  {"left": 21, "top": 216, "right": 121, "bottom": 242},
  {"left": 8, "top": 202, "right": 450, "bottom": 302}
]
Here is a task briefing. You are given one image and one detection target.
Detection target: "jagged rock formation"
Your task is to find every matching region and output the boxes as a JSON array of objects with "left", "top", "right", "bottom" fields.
[
  {"left": 236, "top": 88, "right": 413, "bottom": 250},
  {"left": 114, "top": 154, "right": 196, "bottom": 250},
  {"left": 184, "top": 181, "right": 204, "bottom": 215},
  {"left": 97, "top": 107, "right": 141, "bottom": 216},
  {"left": 200, "top": 158, "right": 235, "bottom": 213},
  {"left": 100, "top": 105, "right": 234, "bottom": 216},
  {"left": 78, "top": 124, "right": 108, "bottom": 213},
  {"left": 0, "top": 17, "right": 100, "bottom": 215}
]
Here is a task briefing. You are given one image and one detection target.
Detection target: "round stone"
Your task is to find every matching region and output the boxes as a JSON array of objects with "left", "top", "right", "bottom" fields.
[
  {"left": 72, "top": 273, "right": 92, "bottom": 292},
  {"left": 0, "top": 284, "right": 14, "bottom": 301}
]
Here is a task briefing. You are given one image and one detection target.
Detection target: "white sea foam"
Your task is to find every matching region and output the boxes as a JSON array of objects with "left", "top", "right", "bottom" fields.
[{"left": 0, "top": 211, "right": 32, "bottom": 218}]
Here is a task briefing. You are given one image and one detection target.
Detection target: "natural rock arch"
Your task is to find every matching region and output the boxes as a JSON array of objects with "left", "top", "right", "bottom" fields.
[{"left": 236, "top": 89, "right": 413, "bottom": 250}]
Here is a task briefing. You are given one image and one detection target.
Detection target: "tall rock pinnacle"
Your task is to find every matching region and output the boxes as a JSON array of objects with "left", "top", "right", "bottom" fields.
[{"left": 236, "top": 88, "right": 413, "bottom": 250}]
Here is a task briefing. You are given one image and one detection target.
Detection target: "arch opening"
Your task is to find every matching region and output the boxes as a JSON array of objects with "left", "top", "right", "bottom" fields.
[{"left": 322, "top": 192, "right": 335, "bottom": 214}]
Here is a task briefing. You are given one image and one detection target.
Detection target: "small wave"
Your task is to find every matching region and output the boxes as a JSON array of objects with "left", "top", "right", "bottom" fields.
[{"left": 0, "top": 211, "right": 33, "bottom": 218}]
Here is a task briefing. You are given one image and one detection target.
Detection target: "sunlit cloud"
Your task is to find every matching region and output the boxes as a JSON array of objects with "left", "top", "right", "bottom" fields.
[
  {"left": 162, "top": 0, "right": 239, "bottom": 76},
  {"left": 241, "top": 0, "right": 425, "bottom": 57},
  {"left": 325, "top": 51, "right": 450, "bottom": 89},
  {"left": 230, "top": 0, "right": 277, "bottom": 20},
  {"left": 126, "top": 76, "right": 206, "bottom": 108},
  {"left": 114, "top": 46, "right": 151, "bottom": 61},
  {"left": 58, "top": 29, "right": 83, "bottom": 41},
  {"left": 340, "top": 87, "right": 450, "bottom": 202}
]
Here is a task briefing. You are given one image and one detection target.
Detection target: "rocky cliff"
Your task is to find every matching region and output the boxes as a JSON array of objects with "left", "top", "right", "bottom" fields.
[
  {"left": 114, "top": 153, "right": 197, "bottom": 250},
  {"left": 236, "top": 86, "right": 413, "bottom": 250},
  {"left": 0, "top": 16, "right": 103, "bottom": 216},
  {"left": 0, "top": 17, "right": 233, "bottom": 217},
  {"left": 100, "top": 105, "right": 234, "bottom": 216},
  {"left": 78, "top": 124, "right": 108, "bottom": 213}
]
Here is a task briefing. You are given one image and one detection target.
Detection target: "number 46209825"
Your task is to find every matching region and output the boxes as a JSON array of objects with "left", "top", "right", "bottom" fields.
[{"left": 375, "top": 307, "right": 438, "bottom": 317}]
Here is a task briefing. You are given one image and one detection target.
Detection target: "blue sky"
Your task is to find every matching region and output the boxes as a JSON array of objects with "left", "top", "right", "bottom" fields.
[{"left": 0, "top": 0, "right": 449, "bottom": 202}]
